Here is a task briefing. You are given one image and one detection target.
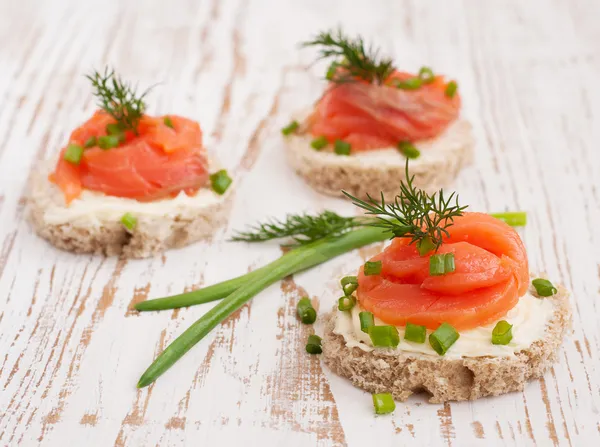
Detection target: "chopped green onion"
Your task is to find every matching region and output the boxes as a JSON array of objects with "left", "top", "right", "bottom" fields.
[
  {"left": 281, "top": 120, "right": 299, "bottom": 136},
  {"left": 429, "top": 253, "right": 455, "bottom": 276},
  {"left": 341, "top": 275, "right": 359, "bottom": 296},
  {"left": 532, "top": 278, "right": 557, "bottom": 297},
  {"left": 338, "top": 296, "right": 356, "bottom": 311},
  {"left": 369, "top": 325, "right": 400, "bottom": 348},
  {"left": 343, "top": 282, "right": 358, "bottom": 296},
  {"left": 334, "top": 140, "right": 351, "bottom": 156},
  {"left": 121, "top": 212, "right": 137, "bottom": 231},
  {"left": 491, "top": 320, "right": 513, "bottom": 345},
  {"left": 98, "top": 135, "right": 120, "bottom": 150},
  {"left": 210, "top": 170, "right": 233, "bottom": 195},
  {"left": 372, "top": 393, "right": 395, "bottom": 415},
  {"left": 84, "top": 136, "right": 97, "bottom": 148},
  {"left": 64, "top": 144, "right": 84, "bottom": 165},
  {"left": 397, "top": 141, "right": 420, "bottom": 159},
  {"left": 297, "top": 297, "right": 317, "bottom": 324},
  {"left": 429, "top": 322, "right": 459, "bottom": 355},
  {"left": 311, "top": 136, "right": 328, "bottom": 150},
  {"left": 106, "top": 123, "right": 123, "bottom": 135},
  {"left": 429, "top": 255, "right": 445, "bottom": 276},
  {"left": 394, "top": 77, "right": 422, "bottom": 90},
  {"left": 445, "top": 81, "right": 458, "bottom": 98},
  {"left": 341, "top": 275, "right": 358, "bottom": 287},
  {"left": 135, "top": 226, "right": 393, "bottom": 387},
  {"left": 359, "top": 311, "right": 374, "bottom": 333},
  {"left": 490, "top": 212, "right": 527, "bottom": 227},
  {"left": 326, "top": 62, "right": 338, "bottom": 80},
  {"left": 417, "top": 236, "right": 435, "bottom": 256},
  {"left": 404, "top": 322, "right": 426, "bottom": 343},
  {"left": 306, "top": 334, "right": 322, "bottom": 354},
  {"left": 163, "top": 116, "right": 174, "bottom": 129},
  {"left": 444, "top": 253, "right": 455, "bottom": 274},
  {"left": 418, "top": 66, "right": 435, "bottom": 83},
  {"left": 364, "top": 260, "right": 382, "bottom": 276}
]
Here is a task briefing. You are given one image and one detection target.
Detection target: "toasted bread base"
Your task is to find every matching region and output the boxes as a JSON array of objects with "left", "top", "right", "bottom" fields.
[
  {"left": 322, "top": 288, "right": 571, "bottom": 403},
  {"left": 285, "top": 118, "right": 475, "bottom": 199},
  {"left": 27, "top": 165, "right": 233, "bottom": 259}
]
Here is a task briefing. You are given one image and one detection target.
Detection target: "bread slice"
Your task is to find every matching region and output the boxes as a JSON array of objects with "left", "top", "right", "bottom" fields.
[
  {"left": 285, "top": 118, "right": 474, "bottom": 199},
  {"left": 321, "top": 287, "right": 571, "bottom": 403},
  {"left": 27, "top": 162, "right": 233, "bottom": 259}
]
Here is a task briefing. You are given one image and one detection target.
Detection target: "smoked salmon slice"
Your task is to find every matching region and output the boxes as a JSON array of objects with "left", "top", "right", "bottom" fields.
[
  {"left": 51, "top": 111, "right": 209, "bottom": 204},
  {"left": 309, "top": 72, "right": 460, "bottom": 151},
  {"left": 356, "top": 213, "right": 528, "bottom": 330}
]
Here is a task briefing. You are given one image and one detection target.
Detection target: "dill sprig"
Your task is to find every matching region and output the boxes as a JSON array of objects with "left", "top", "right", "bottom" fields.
[
  {"left": 303, "top": 29, "right": 395, "bottom": 85},
  {"left": 343, "top": 160, "right": 468, "bottom": 254},
  {"left": 231, "top": 211, "right": 362, "bottom": 246},
  {"left": 86, "top": 68, "right": 152, "bottom": 134}
]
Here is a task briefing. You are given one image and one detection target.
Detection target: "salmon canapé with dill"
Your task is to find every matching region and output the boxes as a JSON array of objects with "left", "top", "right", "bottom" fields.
[
  {"left": 283, "top": 29, "right": 474, "bottom": 199},
  {"left": 322, "top": 163, "right": 571, "bottom": 403},
  {"left": 29, "top": 69, "right": 234, "bottom": 258}
]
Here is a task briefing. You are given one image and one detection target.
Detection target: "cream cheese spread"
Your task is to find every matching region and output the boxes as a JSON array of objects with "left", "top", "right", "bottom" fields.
[{"left": 333, "top": 291, "right": 555, "bottom": 359}]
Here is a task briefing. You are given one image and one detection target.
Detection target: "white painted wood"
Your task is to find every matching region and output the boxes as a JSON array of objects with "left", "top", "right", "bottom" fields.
[{"left": 1, "top": 0, "right": 599, "bottom": 445}]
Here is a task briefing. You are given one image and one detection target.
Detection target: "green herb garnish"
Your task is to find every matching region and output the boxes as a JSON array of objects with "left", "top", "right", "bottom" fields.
[
  {"left": 344, "top": 159, "right": 467, "bottom": 254},
  {"left": 359, "top": 311, "right": 375, "bottom": 333},
  {"left": 429, "top": 253, "right": 456, "bottom": 276},
  {"left": 210, "top": 170, "right": 233, "bottom": 195},
  {"left": 338, "top": 296, "right": 356, "bottom": 311},
  {"left": 341, "top": 275, "right": 358, "bottom": 296},
  {"left": 164, "top": 116, "right": 174, "bottom": 129},
  {"left": 490, "top": 211, "right": 527, "bottom": 227},
  {"left": 297, "top": 297, "right": 317, "bottom": 324},
  {"left": 84, "top": 136, "right": 97, "bottom": 148},
  {"left": 418, "top": 66, "right": 435, "bottom": 83},
  {"left": 231, "top": 210, "right": 361, "bottom": 247},
  {"left": 429, "top": 322, "right": 459, "bottom": 355},
  {"left": 364, "top": 260, "right": 382, "bottom": 276},
  {"left": 303, "top": 29, "right": 395, "bottom": 85},
  {"left": 397, "top": 141, "right": 420, "bottom": 159},
  {"left": 306, "top": 334, "right": 322, "bottom": 354},
  {"left": 532, "top": 278, "right": 557, "bottom": 297},
  {"left": 491, "top": 320, "right": 513, "bottom": 345},
  {"left": 372, "top": 393, "right": 396, "bottom": 415},
  {"left": 121, "top": 213, "right": 137, "bottom": 231},
  {"left": 369, "top": 325, "right": 400, "bottom": 348},
  {"left": 310, "top": 136, "right": 328, "bottom": 150},
  {"left": 334, "top": 140, "right": 351, "bottom": 155},
  {"left": 404, "top": 322, "right": 427, "bottom": 343},
  {"left": 64, "top": 144, "right": 84, "bottom": 165},
  {"left": 87, "top": 68, "right": 152, "bottom": 135},
  {"left": 281, "top": 120, "right": 299, "bottom": 136},
  {"left": 445, "top": 80, "right": 458, "bottom": 98},
  {"left": 98, "top": 135, "right": 120, "bottom": 150}
]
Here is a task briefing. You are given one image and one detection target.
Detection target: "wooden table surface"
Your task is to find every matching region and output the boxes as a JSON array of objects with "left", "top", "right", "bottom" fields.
[{"left": 1, "top": 0, "right": 599, "bottom": 445}]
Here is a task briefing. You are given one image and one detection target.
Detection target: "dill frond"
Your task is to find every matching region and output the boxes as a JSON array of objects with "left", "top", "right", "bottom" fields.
[
  {"left": 86, "top": 68, "right": 152, "bottom": 134},
  {"left": 303, "top": 29, "right": 395, "bottom": 85}
]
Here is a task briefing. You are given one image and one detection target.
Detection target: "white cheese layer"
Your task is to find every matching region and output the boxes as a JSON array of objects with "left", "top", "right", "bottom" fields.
[
  {"left": 31, "top": 162, "right": 228, "bottom": 226},
  {"left": 333, "top": 291, "right": 555, "bottom": 359},
  {"left": 289, "top": 115, "right": 473, "bottom": 169}
]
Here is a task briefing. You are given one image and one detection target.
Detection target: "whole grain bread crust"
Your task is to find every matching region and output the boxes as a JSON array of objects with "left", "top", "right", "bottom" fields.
[
  {"left": 322, "top": 288, "right": 571, "bottom": 403},
  {"left": 285, "top": 118, "right": 474, "bottom": 199},
  {"left": 28, "top": 166, "right": 233, "bottom": 259}
]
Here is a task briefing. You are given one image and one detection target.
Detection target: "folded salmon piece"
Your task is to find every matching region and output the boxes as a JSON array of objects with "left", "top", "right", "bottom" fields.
[{"left": 357, "top": 213, "right": 529, "bottom": 330}]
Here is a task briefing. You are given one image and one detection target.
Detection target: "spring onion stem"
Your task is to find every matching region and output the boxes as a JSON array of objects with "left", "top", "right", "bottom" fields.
[
  {"left": 136, "top": 227, "right": 390, "bottom": 312},
  {"left": 136, "top": 227, "right": 391, "bottom": 387},
  {"left": 490, "top": 211, "right": 527, "bottom": 227}
]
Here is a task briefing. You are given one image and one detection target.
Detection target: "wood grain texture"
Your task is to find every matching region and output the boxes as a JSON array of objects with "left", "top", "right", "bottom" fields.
[{"left": 1, "top": 0, "right": 599, "bottom": 445}]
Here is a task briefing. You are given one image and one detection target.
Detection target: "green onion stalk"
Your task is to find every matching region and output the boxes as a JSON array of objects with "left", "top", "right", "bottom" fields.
[{"left": 136, "top": 226, "right": 391, "bottom": 388}]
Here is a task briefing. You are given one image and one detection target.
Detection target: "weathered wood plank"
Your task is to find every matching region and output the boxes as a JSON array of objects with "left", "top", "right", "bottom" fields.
[{"left": 1, "top": 0, "right": 599, "bottom": 446}]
